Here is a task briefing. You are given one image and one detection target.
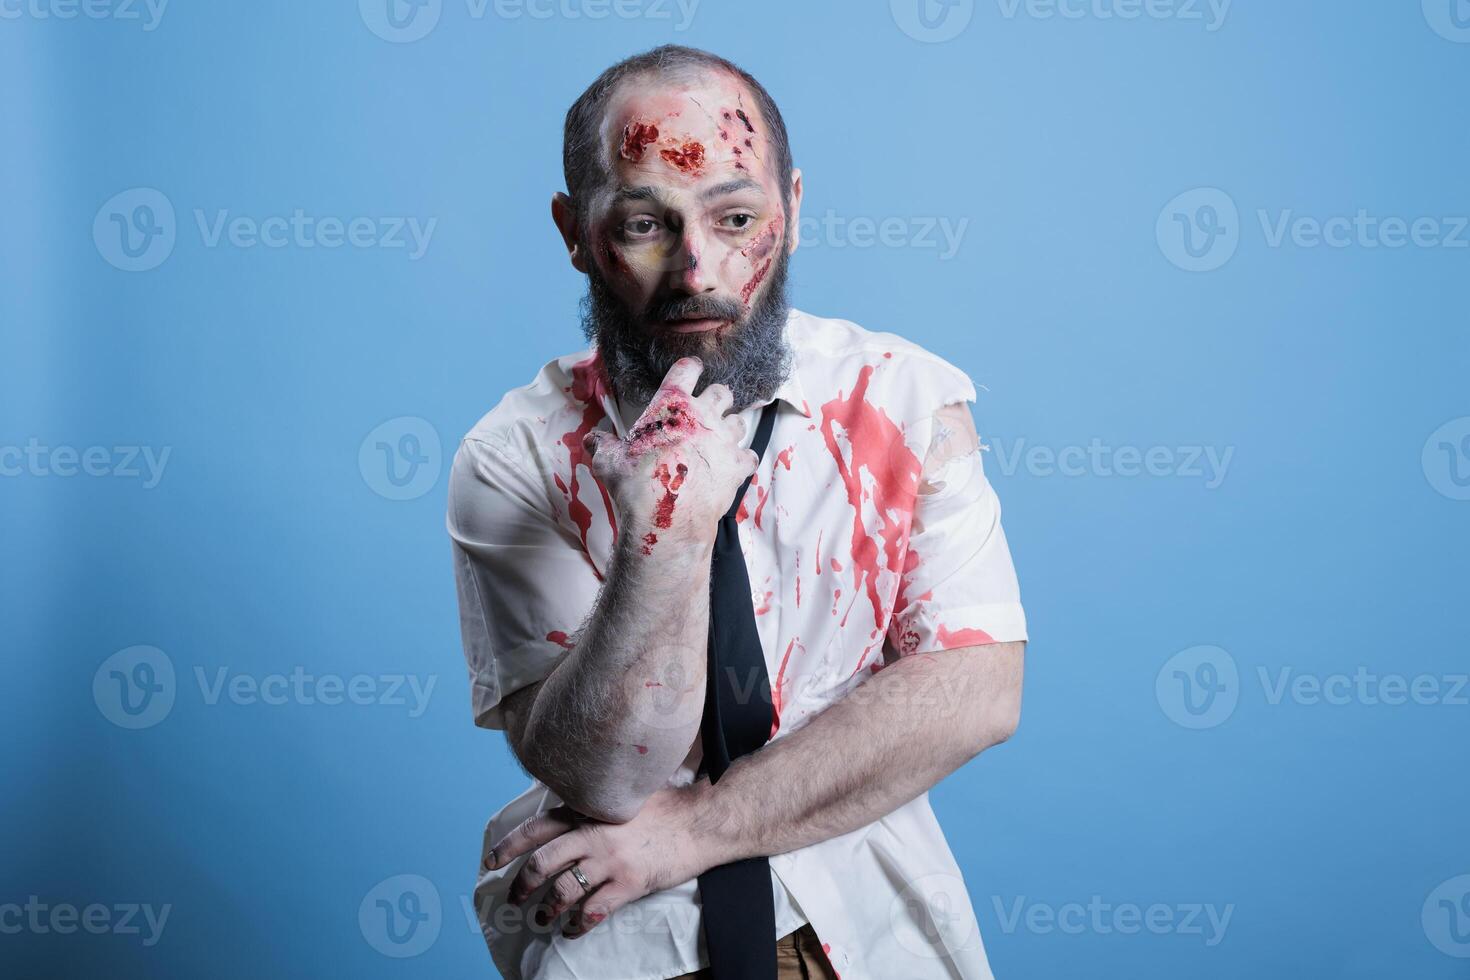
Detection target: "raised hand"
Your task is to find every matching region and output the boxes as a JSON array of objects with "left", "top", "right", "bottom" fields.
[{"left": 583, "top": 356, "right": 756, "bottom": 551}]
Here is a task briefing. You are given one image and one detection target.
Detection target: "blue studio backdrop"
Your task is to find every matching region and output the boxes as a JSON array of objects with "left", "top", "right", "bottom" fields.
[{"left": 4, "top": 1, "right": 1468, "bottom": 977}]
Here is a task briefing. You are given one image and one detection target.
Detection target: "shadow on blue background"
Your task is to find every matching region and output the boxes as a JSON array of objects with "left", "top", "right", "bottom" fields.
[{"left": 3, "top": 1, "right": 1468, "bottom": 976}]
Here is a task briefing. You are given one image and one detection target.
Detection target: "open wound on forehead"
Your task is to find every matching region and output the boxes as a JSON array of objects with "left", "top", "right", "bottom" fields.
[{"left": 620, "top": 116, "right": 708, "bottom": 178}]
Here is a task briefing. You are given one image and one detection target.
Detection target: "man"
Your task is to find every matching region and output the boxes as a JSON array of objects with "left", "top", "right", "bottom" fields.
[{"left": 448, "top": 44, "right": 1028, "bottom": 980}]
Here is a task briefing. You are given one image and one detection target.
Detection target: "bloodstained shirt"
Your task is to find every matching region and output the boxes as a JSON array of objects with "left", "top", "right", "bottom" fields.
[{"left": 448, "top": 307, "right": 1027, "bottom": 980}]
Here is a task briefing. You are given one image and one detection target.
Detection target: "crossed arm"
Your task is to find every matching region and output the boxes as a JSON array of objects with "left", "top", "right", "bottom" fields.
[{"left": 483, "top": 400, "right": 1027, "bottom": 936}]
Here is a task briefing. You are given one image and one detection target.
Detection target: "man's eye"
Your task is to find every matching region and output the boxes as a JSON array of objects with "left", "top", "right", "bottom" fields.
[
  {"left": 722, "top": 213, "right": 756, "bottom": 231},
  {"left": 623, "top": 218, "right": 661, "bottom": 238}
]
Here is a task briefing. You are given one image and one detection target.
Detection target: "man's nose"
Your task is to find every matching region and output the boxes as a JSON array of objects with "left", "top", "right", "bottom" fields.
[{"left": 665, "top": 225, "right": 715, "bottom": 294}]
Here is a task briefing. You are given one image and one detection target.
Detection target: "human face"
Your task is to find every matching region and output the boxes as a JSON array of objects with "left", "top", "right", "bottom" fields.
[{"left": 584, "top": 73, "right": 796, "bottom": 340}]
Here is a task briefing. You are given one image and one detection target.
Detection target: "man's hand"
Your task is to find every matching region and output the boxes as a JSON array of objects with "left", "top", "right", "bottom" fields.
[
  {"left": 486, "top": 786, "right": 707, "bottom": 939},
  {"left": 584, "top": 355, "right": 756, "bottom": 550}
]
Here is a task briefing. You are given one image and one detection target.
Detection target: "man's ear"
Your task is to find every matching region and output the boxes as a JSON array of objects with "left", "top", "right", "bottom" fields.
[
  {"left": 551, "top": 192, "right": 590, "bottom": 274},
  {"left": 785, "top": 168, "right": 804, "bottom": 254}
]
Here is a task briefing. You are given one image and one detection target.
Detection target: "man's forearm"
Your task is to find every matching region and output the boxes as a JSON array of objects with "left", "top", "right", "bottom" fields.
[
  {"left": 513, "top": 520, "right": 716, "bottom": 822},
  {"left": 684, "top": 641, "right": 1025, "bottom": 864}
]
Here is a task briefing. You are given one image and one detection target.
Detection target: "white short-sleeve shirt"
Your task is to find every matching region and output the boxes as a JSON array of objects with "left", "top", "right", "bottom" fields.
[{"left": 448, "top": 308, "right": 1027, "bottom": 980}]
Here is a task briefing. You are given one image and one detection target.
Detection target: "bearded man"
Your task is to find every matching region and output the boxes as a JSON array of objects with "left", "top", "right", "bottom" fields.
[{"left": 448, "top": 44, "right": 1028, "bottom": 980}]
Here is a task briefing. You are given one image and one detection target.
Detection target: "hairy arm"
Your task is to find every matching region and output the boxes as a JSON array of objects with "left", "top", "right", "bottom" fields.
[
  {"left": 687, "top": 639, "right": 1023, "bottom": 865},
  {"left": 500, "top": 526, "right": 714, "bottom": 824},
  {"left": 497, "top": 358, "right": 755, "bottom": 824},
  {"left": 490, "top": 398, "right": 1033, "bottom": 936}
]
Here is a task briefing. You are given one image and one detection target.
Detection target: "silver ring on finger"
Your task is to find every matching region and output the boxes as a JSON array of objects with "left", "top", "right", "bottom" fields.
[{"left": 569, "top": 864, "right": 591, "bottom": 892}]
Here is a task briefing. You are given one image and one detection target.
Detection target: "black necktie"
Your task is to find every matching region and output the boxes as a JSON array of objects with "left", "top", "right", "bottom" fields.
[{"left": 696, "top": 398, "right": 780, "bottom": 980}]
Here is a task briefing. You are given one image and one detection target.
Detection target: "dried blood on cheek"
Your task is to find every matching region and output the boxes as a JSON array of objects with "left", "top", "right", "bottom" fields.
[{"left": 737, "top": 212, "right": 784, "bottom": 305}]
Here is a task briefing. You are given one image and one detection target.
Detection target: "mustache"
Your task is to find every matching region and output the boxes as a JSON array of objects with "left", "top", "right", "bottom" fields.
[{"left": 645, "top": 294, "right": 745, "bottom": 324}]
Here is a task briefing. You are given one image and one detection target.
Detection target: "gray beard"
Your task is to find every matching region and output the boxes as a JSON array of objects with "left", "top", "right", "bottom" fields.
[{"left": 579, "top": 243, "right": 794, "bottom": 415}]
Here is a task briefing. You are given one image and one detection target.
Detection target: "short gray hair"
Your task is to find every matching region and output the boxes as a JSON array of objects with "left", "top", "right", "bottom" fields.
[{"left": 561, "top": 45, "right": 794, "bottom": 226}]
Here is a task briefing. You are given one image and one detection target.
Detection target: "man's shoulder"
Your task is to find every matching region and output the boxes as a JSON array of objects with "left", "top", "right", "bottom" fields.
[
  {"left": 789, "top": 308, "right": 977, "bottom": 407},
  {"left": 456, "top": 346, "right": 604, "bottom": 477},
  {"left": 462, "top": 346, "right": 602, "bottom": 440}
]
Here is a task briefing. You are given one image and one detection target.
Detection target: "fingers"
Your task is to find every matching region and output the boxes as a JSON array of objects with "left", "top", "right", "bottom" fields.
[
  {"left": 582, "top": 428, "right": 620, "bottom": 462},
  {"left": 657, "top": 356, "right": 705, "bottom": 397},
  {"left": 737, "top": 446, "right": 759, "bottom": 479},
  {"left": 721, "top": 412, "right": 747, "bottom": 445},
  {"left": 535, "top": 860, "right": 601, "bottom": 924},
  {"left": 563, "top": 882, "right": 635, "bottom": 939},
  {"left": 701, "top": 381, "right": 734, "bottom": 419},
  {"left": 508, "top": 833, "right": 586, "bottom": 904},
  {"left": 487, "top": 806, "right": 580, "bottom": 873}
]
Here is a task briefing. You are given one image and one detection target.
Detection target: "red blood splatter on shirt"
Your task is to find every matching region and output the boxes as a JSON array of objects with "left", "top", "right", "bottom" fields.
[
  {"left": 640, "top": 531, "right": 658, "bottom": 555},
  {"left": 770, "top": 636, "right": 802, "bottom": 736},
  {"left": 753, "top": 480, "right": 771, "bottom": 529},
  {"left": 830, "top": 557, "right": 844, "bottom": 573},
  {"left": 559, "top": 353, "right": 617, "bottom": 561},
  {"left": 620, "top": 122, "right": 659, "bottom": 162},
  {"left": 754, "top": 588, "right": 773, "bottom": 615},
  {"left": 883, "top": 351, "right": 892, "bottom": 359},
  {"left": 774, "top": 444, "right": 795, "bottom": 471},
  {"left": 659, "top": 140, "right": 706, "bottom": 175},
  {"left": 652, "top": 461, "right": 688, "bottom": 529},
  {"left": 735, "top": 498, "right": 749, "bottom": 523},
  {"left": 546, "top": 631, "right": 574, "bottom": 650},
  {"left": 831, "top": 588, "right": 842, "bottom": 615},
  {"left": 814, "top": 528, "right": 822, "bottom": 575},
  {"left": 819, "top": 364, "right": 923, "bottom": 633},
  {"left": 935, "top": 624, "right": 996, "bottom": 648},
  {"left": 633, "top": 744, "right": 649, "bottom": 754}
]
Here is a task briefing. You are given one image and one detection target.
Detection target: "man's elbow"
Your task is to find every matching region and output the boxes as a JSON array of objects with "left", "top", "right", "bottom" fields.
[{"left": 986, "top": 695, "right": 1021, "bottom": 748}]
